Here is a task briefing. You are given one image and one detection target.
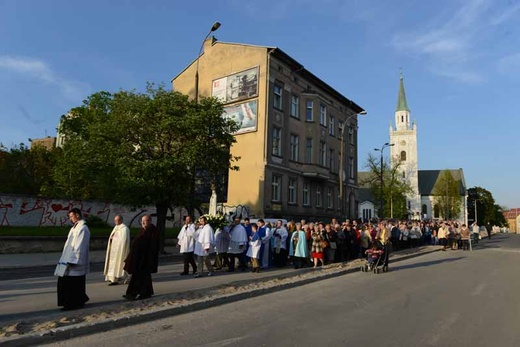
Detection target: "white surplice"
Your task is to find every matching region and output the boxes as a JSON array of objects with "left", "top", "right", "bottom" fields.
[{"left": 103, "top": 223, "right": 130, "bottom": 282}]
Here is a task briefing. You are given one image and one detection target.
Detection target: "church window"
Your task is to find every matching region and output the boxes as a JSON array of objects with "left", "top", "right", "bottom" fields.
[
  {"left": 422, "top": 204, "right": 427, "bottom": 216},
  {"left": 401, "top": 116, "right": 404, "bottom": 122},
  {"left": 402, "top": 171, "right": 405, "bottom": 178},
  {"left": 400, "top": 151, "right": 406, "bottom": 161}
]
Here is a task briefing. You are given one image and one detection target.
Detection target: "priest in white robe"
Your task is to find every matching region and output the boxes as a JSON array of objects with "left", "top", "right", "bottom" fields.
[
  {"left": 54, "top": 208, "right": 90, "bottom": 311},
  {"left": 194, "top": 216, "right": 215, "bottom": 277},
  {"left": 227, "top": 217, "right": 248, "bottom": 272},
  {"left": 104, "top": 214, "right": 130, "bottom": 285}
]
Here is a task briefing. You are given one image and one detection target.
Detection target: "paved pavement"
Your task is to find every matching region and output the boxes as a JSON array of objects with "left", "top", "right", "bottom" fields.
[{"left": 3, "top": 235, "right": 510, "bottom": 346}]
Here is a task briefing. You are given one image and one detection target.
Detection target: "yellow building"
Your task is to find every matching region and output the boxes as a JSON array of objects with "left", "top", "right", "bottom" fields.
[{"left": 172, "top": 38, "right": 365, "bottom": 221}]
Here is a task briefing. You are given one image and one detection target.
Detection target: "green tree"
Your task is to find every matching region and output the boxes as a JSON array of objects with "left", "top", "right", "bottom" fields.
[
  {"left": 467, "top": 187, "right": 507, "bottom": 226},
  {"left": 54, "top": 84, "right": 239, "bottom": 251},
  {"left": 362, "top": 154, "right": 413, "bottom": 219},
  {"left": 432, "top": 170, "right": 463, "bottom": 220}
]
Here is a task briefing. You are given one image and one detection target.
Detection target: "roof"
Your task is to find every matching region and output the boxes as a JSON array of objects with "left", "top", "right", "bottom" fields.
[
  {"left": 503, "top": 208, "right": 520, "bottom": 219},
  {"left": 358, "top": 187, "right": 376, "bottom": 204},
  {"left": 396, "top": 74, "right": 410, "bottom": 112},
  {"left": 418, "top": 169, "right": 467, "bottom": 196},
  {"left": 171, "top": 39, "right": 365, "bottom": 114}
]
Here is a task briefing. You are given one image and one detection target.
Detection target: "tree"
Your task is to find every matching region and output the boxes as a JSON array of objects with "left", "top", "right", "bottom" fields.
[
  {"left": 54, "top": 84, "right": 240, "bottom": 251},
  {"left": 362, "top": 153, "right": 414, "bottom": 219},
  {"left": 467, "top": 186, "right": 507, "bottom": 226},
  {"left": 432, "top": 170, "right": 463, "bottom": 220},
  {"left": 0, "top": 143, "right": 59, "bottom": 196}
]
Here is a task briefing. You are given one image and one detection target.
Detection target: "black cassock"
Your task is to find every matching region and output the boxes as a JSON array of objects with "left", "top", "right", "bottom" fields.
[{"left": 124, "top": 225, "right": 160, "bottom": 299}]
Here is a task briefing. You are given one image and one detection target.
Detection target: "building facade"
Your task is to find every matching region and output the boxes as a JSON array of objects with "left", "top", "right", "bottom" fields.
[{"left": 172, "top": 38, "right": 365, "bottom": 220}]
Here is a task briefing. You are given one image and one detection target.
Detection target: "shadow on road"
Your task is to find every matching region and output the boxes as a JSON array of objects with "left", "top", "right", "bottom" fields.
[{"left": 391, "top": 257, "right": 464, "bottom": 272}]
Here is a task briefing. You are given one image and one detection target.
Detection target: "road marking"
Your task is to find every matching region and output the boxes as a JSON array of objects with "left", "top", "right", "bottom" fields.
[{"left": 201, "top": 336, "right": 247, "bottom": 346}]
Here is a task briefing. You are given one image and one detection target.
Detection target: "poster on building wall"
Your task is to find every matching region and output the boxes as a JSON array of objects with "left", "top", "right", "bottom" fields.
[
  {"left": 223, "top": 100, "right": 258, "bottom": 135},
  {"left": 212, "top": 66, "right": 259, "bottom": 104}
]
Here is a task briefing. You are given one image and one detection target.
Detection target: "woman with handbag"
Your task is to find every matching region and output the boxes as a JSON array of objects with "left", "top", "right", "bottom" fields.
[{"left": 311, "top": 227, "right": 325, "bottom": 268}]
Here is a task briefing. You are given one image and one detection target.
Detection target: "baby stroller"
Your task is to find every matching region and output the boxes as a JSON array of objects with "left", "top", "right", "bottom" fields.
[{"left": 360, "top": 241, "right": 389, "bottom": 274}]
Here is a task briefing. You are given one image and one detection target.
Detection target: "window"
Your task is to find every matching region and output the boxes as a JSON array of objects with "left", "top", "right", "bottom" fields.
[
  {"left": 272, "top": 127, "right": 281, "bottom": 157},
  {"left": 272, "top": 174, "right": 281, "bottom": 202},
  {"left": 290, "top": 134, "right": 299, "bottom": 161},
  {"left": 328, "top": 116, "right": 335, "bottom": 136},
  {"left": 303, "top": 182, "right": 310, "bottom": 206},
  {"left": 327, "top": 188, "right": 333, "bottom": 209},
  {"left": 402, "top": 171, "right": 406, "bottom": 179},
  {"left": 400, "top": 151, "right": 406, "bottom": 161},
  {"left": 407, "top": 201, "right": 411, "bottom": 210},
  {"left": 290, "top": 95, "right": 299, "bottom": 118},
  {"left": 349, "top": 156, "right": 354, "bottom": 179},
  {"left": 305, "top": 137, "right": 313, "bottom": 163},
  {"left": 348, "top": 126, "right": 354, "bottom": 145},
  {"left": 329, "top": 148, "right": 335, "bottom": 170},
  {"left": 363, "top": 208, "right": 372, "bottom": 221},
  {"left": 288, "top": 178, "right": 297, "bottom": 204},
  {"left": 315, "top": 186, "right": 322, "bottom": 207},
  {"left": 306, "top": 100, "right": 314, "bottom": 121},
  {"left": 422, "top": 204, "right": 427, "bottom": 216},
  {"left": 319, "top": 104, "right": 327, "bottom": 126},
  {"left": 273, "top": 84, "right": 283, "bottom": 110},
  {"left": 319, "top": 141, "right": 327, "bottom": 166}
]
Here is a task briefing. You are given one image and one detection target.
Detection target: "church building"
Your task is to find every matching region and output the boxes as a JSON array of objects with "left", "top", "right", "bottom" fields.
[{"left": 359, "top": 74, "right": 468, "bottom": 223}]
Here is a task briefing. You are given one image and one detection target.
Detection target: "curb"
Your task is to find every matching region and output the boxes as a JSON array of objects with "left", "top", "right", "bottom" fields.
[{"left": 0, "top": 247, "right": 441, "bottom": 347}]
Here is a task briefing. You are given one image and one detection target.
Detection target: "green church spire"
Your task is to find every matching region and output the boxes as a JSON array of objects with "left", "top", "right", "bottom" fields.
[{"left": 396, "top": 70, "right": 410, "bottom": 112}]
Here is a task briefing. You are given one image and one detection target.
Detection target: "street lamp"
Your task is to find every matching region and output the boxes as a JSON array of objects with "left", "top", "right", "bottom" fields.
[
  {"left": 339, "top": 110, "right": 366, "bottom": 219},
  {"left": 374, "top": 142, "right": 394, "bottom": 219},
  {"left": 194, "top": 21, "right": 221, "bottom": 103}
]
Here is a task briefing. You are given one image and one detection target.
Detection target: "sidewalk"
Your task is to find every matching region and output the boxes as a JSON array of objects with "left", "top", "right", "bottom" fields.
[
  {"left": 0, "top": 245, "right": 442, "bottom": 346},
  {"left": 0, "top": 246, "right": 180, "bottom": 270}
]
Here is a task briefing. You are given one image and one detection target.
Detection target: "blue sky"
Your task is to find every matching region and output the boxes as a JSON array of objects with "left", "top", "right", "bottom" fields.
[{"left": 1, "top": 0, "right": 519, "bottom": 208}]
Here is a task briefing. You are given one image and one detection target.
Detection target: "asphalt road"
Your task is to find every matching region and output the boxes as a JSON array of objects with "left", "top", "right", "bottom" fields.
[{"left": 42, "top": 234, "right": 520, "bottom": 347}]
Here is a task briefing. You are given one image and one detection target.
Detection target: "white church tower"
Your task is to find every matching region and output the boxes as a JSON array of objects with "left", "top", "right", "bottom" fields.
[{"left": 389, "top": 73, "right": 421, "bottom": 219}]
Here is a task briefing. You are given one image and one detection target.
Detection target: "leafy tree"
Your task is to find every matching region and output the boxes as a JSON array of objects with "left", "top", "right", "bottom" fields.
[
  {"left": 54, "top": 84, "right": 239, "bottom": 251},
  {"left": 432, "top": 170, "right": 463, "bottom": 220},
  {"left": 467, "top": 186, "right": 507, "bottom": 226},
  {"left": 362, "top": 153, "right": 413, "bottom": 219},
  {"left": 0, "top": 143, "right": 59, "bottom": 196}
]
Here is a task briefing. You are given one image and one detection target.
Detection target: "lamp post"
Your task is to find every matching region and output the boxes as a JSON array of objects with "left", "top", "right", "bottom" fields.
[
  {"left": 194, "top": 21, "right": 221, "bottom": 103},
  {"left": 374, "top": 142, "right": 394, "bottom": 220},
  {"left": 190, "top": 21, "right": 221, "bottom": 216},
  {"left": 339, "top": 110, "right": 366, "bottom": 219}
]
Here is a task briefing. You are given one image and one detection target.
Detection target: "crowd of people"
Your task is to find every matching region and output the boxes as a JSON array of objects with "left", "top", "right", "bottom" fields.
[{"left": 54, "top": 210, "right": 490, "bottom": 311}]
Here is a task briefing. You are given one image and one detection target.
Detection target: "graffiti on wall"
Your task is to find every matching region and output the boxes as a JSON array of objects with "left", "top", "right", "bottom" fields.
[{"left": 0, "top": 194, "right": 175, "bottom": 228}]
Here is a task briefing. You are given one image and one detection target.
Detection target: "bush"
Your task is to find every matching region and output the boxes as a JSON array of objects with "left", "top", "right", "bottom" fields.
[{"left": 85, "top": 215, "right": 109, "bottom": 228}]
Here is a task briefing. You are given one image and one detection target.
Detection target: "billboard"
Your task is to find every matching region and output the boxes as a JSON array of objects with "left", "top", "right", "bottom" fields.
[
  {"left": 223, "top": 100, "right": 258, "bottom": 135},
  {"left": 212, "top": 66, "right": 259, "bottom": 104}
]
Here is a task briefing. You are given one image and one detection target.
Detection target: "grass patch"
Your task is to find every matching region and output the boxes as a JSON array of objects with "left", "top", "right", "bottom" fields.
[{"left": 0, "top": 226, "right": 180, "bottom": 238}]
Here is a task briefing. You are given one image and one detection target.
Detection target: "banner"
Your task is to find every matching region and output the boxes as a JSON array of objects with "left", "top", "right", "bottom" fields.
[
  {"left": 223, "top": 100, "right": 258, "bottom": 135},
  {"left": 212, "top": 66, "right": 259, "bottom": 104}
]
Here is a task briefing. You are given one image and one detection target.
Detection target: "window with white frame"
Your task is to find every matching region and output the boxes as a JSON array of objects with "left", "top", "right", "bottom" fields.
[
  {"left": 329, "top": 116, "right": 335, "bottom": 136},
  {"left": 272, "top": 174, "right": 281, "bottom": 202},
  {"left": 290, "top": 134, "right": 299, "bottom": 161},
  {"left": 273, "top": 84, "right": 283, "bottom": 110},
  {"left": 327, "top": 187, "right": 333, "bottom": 209},
  {"left": 305, "top": 137, "right": 313, "bottom": 163},
  {"left": 348, "top": 126, "right": 354, "bottom": 145},
  {"left": 363, "top": 208, "right": 372, "bottom": 221},
  {"left": 329, "top": 148, "right": 335, "bottom": 171},
  {"left": 272, "top": 127, "right": 281, "bottom": 157},
  {"left": 306, "top": 100, "right": 314, "bottom": 121},
  {"left": 303, "top": 182, "right": 310, "bottom": 206},
  {"left": 288, "top": 178, "right": 297, "bottom": 204},
  {"left": 349, "top": 156, "right": 354, "bottom": 179},
  {"left": 319, "top": 141, "right": 326, "bottom": 167},
  {"left": 290, "top": 95, "right": 299, "bottom": 118},
  {"left": 338, "top": 120, "right": 344, "bottom": 139},
  {"left": 319, "top": 104, "right": 327, "bottom": 126},
  {"left": 315, "top": 186, "right": 322, "bottom": 207}
]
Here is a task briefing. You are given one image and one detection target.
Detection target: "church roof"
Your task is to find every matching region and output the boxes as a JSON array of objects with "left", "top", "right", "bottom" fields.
[
  {"left": 418, "top": 169, "right": 467, "bottom": 196},
  {"left": 396, "top": 74, "right": 410, "bottom": 112}
]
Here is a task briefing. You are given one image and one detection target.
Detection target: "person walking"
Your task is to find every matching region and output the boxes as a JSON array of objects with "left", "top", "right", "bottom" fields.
[
  {"left": 177, "top": 215, "right": 198, "bottom": 275},
  {"left": 194, "top": 216, "right": 215, "bottom": 277},
  {"left": 123, "top": 214, "right": 160, "bottom": 300},
  {"left": 104, "top": 214, "right": 130, "bottom": 285},
  {"left": 54, "top": 208, "right": 90, "bottom": 311}
]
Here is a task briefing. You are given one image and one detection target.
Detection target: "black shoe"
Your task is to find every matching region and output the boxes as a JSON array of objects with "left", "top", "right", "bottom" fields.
[
  {"left": 108, "top": 282, "right": 119, "bottom": 286},
  {"left": 122, "top": 294, "right": 136, "bottom": 301},
  {"left": 61, "top": 304, "right": 84, "bottom": 311},
  {"left": 180, "top": 272, "right": 189, "bottom": 276},
  {"left": 226, "top": 269, "right": 234, "bottom": 272},
  {"left": 137, "top": 295, "right": 151, "bottom": 300}
]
